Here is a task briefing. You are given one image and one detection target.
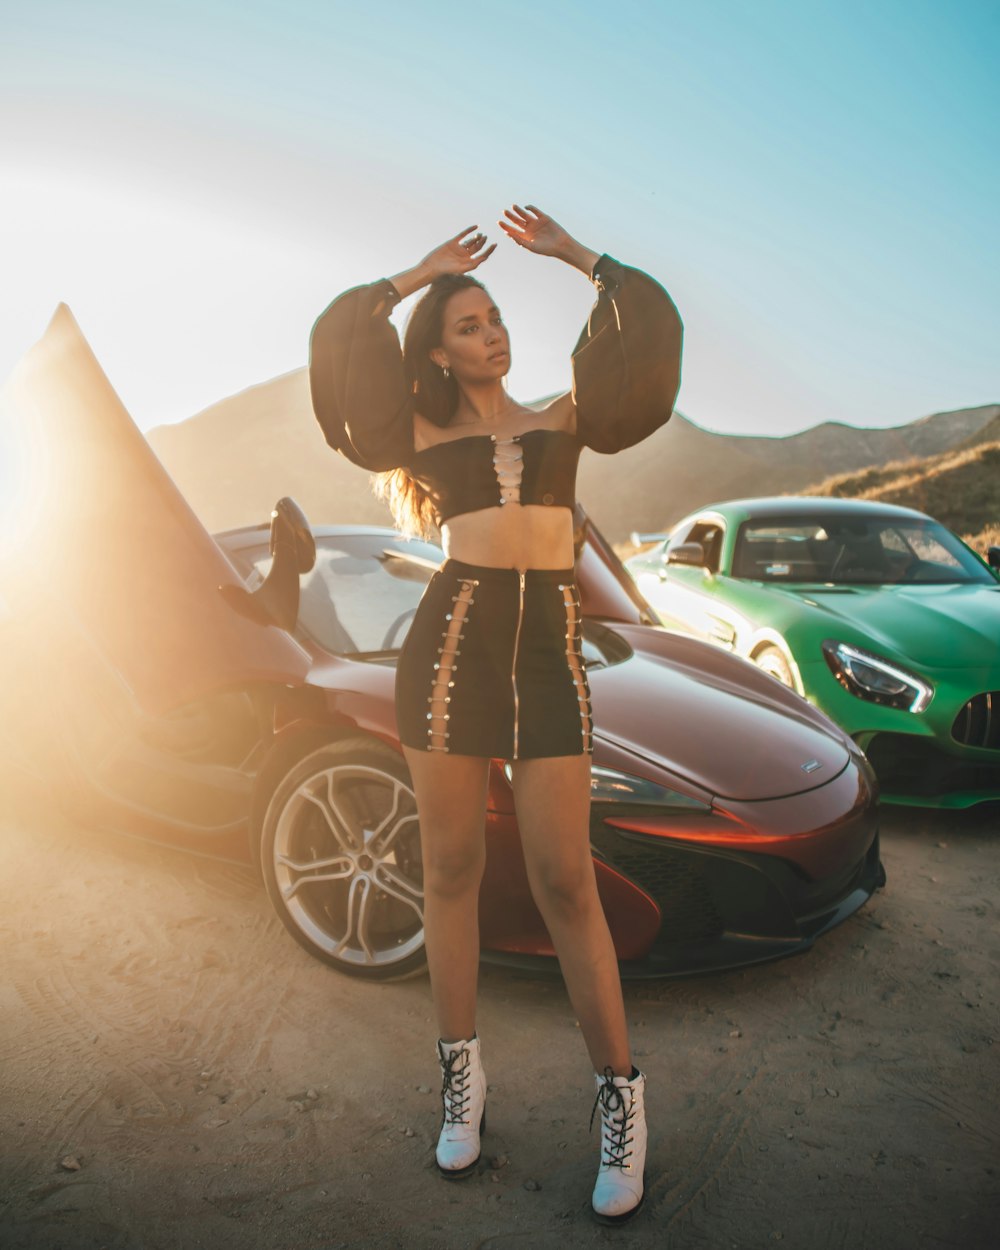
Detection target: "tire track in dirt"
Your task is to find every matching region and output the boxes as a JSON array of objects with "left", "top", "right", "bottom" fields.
[{"left": 649, "top": 1083, "right": 759, "bottom": 1222}]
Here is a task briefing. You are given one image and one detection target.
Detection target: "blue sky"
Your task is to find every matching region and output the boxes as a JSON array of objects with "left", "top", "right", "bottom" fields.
[{"left": 1, "top": 0, "right": 997, "bottom": 437}]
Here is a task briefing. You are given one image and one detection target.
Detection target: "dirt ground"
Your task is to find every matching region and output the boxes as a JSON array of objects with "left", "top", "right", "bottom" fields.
[{"left": 1, "top": 785, "right": 997, "bottom": 1250}]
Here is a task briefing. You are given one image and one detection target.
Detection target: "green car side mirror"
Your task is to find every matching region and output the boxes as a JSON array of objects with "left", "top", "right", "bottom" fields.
[{"left": 666, "top": 542, "right": 707, "bottom": 569}]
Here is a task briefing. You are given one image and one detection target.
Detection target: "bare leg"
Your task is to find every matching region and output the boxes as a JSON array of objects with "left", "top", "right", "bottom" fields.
[
  {"left": 402, "top": 746, "right": 491, "bottom": 1042},
  {"left": 511, "top": 753, "right": 632, "bottom": 1076}
]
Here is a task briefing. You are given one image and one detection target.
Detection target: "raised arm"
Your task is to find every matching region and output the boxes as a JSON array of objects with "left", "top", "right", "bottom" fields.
[
  {"left": 498, "top": 205, "right": 683, "bottom": 454},
  {"left": 308, "top": 228, "right": 497, "bottom": 471},
  {"left": 570, "top": 254, "right": 683, "bottom": 454}
]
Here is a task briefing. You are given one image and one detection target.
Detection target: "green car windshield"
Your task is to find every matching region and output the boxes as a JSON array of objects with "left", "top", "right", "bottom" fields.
[{"left": 732, "top": 516, "right": 995, "bottom": 586}]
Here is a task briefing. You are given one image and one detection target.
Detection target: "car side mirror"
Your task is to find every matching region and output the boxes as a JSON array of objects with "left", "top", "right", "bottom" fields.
[
  {"left": 666, "top": 542, "right": 707, "bottom": 569},
  {"left": 269, "top": 496, "right": 317, "bottom": 574},
  {"left": 220, "top": 496, "right": 315, "bottom": 633},
  {"left": 988, "top": 546, "right": 1000, "bottom": 571}
]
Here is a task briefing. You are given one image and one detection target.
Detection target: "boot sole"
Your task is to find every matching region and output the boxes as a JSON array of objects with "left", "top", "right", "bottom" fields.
[{"left": 436, "top": 1108, "right": 486, "bottom": 1180}]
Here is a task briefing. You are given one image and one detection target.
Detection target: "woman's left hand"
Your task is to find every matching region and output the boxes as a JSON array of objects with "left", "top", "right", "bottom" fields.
[
  {"left": 498, "top": 205, "right": 599, "bottom": 275},
  {"left": 497, "top": 204, "right": 575, "bottom": 258}
]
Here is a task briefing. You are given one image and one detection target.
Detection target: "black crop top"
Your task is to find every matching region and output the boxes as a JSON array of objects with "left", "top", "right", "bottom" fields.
[
  {"left": 408, "top": 427, "right": 580, "bottom": 523},
  {"left": 308, "top": 253, "right": 683, "bottom": 524}
]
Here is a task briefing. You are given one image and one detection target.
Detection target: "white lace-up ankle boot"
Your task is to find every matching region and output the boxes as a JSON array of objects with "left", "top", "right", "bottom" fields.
[
  {"left": 590, "top": 1065, "right": 647, "bottom": 1224},
  {"left": 435, "top": 1034, "right": 487, "bottom": 1179}
]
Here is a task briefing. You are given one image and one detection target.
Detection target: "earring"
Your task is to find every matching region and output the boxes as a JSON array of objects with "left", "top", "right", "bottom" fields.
[{"left": 442, "top": 365, "right": 450, "bottom": 379}]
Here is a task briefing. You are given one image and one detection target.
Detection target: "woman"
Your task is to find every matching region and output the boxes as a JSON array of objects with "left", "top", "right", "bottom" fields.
[{"left": 309, "top": 205, "right": 682, "bottom": 1224}]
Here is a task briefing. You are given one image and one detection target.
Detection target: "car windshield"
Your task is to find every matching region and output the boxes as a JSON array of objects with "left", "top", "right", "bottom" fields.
[
  {"left": 732, "top": 515, "right": 994, "bottom": 586},
  {"left": 247, "top": 534, "right": 441, "bottom": 657}
]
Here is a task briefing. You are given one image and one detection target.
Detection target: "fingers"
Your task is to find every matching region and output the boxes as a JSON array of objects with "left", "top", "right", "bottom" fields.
[
  {"left": 498, "top": 204, "right": 549, "bottom": 247},
  {"left": 469, "top": 242, "right": 497, "bottom": 268},
  {"left": 508, "top": 203, "right": 546, "bottom": 225},
  {"left": 461, "top": 232, "right": 493, "bottom": 267},
  {"left": 441, "top": 207, "right": 550, "bottom": 264},
  {"left": 497, "top": 219, "right": 526, "bottom": 247},
  {"left": 499, "top": 209, "right": 529, "bottom": 243},
  {"left": 502, "top": 206, "right": 531, "bottom": 231}
]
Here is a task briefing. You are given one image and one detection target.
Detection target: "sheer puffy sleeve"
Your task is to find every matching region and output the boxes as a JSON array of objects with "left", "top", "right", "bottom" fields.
[
  {"left": 571, "top": 254, "right": 683, "bottom": 454},
  {"left": 308, "top": 279, "right": 416, "bottom": 471}
]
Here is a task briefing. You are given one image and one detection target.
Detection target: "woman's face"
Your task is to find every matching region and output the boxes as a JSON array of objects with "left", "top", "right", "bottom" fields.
[{"left": 431, "top": 286, "right": 511, "bottom": 383}]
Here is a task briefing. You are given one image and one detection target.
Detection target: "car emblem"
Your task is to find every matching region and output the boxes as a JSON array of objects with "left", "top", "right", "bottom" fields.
[{"left": 801, "top": 759, "right": 822, "bottom": 773}]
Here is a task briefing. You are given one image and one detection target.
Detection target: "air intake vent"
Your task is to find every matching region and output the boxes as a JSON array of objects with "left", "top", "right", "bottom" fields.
[{"left": 952, "top": 692, "right": 1000, "bottom": 750}]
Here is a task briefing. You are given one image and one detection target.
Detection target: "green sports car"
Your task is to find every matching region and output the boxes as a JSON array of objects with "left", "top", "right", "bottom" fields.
[{"left": 626, "top": 497, "right": 1000, "bottom": 809}]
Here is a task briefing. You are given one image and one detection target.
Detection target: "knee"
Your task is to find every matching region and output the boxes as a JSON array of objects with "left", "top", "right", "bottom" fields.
[
  {"left": 423, "top": 838, "right": 485, "bottom": 899},
  {"left": 530, "top": 860, "right": 597, "bottom": 921}
]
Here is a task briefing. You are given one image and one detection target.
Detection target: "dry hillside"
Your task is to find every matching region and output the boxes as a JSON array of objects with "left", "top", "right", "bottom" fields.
[
  {"left": 146, "top": 370, "right": 395, "bottom": 534},
  {"left": 809, "top": 438, "right": 1000, "bottom": 557}
]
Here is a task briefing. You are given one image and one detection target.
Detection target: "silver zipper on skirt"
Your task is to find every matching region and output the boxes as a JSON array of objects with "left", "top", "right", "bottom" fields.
[{"left": 511, "top": 569, "right": 526, "bottom": 759}]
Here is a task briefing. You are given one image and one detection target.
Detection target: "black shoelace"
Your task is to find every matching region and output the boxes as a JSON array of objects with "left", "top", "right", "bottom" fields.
[
  {"left": 438, "top": 1042, "right": 472, "bottom": 1126},
  {"left": 589, "top": 1066, "right": 636, "bottom": 1170}
]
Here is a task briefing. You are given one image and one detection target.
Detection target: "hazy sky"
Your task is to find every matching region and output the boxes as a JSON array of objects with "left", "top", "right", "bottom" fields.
[{"left": 2, "top": 0, "right": 997, "bottom": 437}]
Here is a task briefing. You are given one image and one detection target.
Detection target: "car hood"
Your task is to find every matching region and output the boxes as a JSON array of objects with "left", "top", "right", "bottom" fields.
[
  {"left": 779, "top": 583, "right": 1000, "bottom": 670},
  {"left": 590, "top": 625, "right": 850, "bottom": 801},
  {"left": 3, "top": 306, "right": 311, "bottom": 716}
]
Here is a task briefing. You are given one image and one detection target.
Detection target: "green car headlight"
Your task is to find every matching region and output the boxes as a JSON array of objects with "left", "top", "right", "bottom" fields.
[{"left": 822, "top": 640, "right": 933, "bottom": 713}]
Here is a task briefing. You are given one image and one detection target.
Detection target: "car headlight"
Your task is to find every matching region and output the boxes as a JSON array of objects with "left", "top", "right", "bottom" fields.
[
  {"left": 822, "top": 640, "right": 933, "bottom": 713},
  {"left": 591, "top": 767, "right": 711, "bottom": 809},
  {"left": 502, "top": 761, "right": 709, "bottom": 810}
]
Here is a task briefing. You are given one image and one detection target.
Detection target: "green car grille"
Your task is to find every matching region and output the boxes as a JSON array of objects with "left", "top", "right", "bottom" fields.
[{"left": 952, "top": 692, "right": 1000, "bottom": 751}]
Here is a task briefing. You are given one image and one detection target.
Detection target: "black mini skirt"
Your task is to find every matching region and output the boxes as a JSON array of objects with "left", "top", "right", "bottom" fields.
[{"left": 395, "top": 558, "right": 594, "bottom": 760}]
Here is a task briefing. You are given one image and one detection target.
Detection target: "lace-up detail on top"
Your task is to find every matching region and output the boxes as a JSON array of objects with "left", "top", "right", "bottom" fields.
[{"left": 491, "top": 434, "right": 524, "bottom": 505}]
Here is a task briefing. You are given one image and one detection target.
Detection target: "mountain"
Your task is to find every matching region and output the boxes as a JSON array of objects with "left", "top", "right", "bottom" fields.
[
  {"left": 145, "top": 367, "right": 998, "bottom": 544},
  {"left": 961, "top": 411, "right": 1000, "bottom": 450},
  {"left": 808, "top": 437, "right": 1000, "bottom": 556}
]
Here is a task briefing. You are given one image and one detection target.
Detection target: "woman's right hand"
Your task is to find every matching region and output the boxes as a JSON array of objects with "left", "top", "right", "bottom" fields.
[
  {"left": 420, "top": 226, "right": 497, "bottom": 278},
  {"left": 389, "top": 227, "right": 495, "bottom": 300}
]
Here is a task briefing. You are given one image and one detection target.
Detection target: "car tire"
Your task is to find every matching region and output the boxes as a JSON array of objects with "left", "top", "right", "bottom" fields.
[
  {"left": 752, "top": 644, "right": 795, "bottom": 688},
  {"left": 259, "top": 737, "right": 427, "bottom": 980}
]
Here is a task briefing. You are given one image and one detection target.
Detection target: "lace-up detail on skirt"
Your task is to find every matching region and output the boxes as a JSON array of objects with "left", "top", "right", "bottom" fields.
[
  {"left": 426, "top": 577, "right": 478, "bottom": 752},
  {"left": 560, "top": 583, "right": 594, "bottom": 754}
]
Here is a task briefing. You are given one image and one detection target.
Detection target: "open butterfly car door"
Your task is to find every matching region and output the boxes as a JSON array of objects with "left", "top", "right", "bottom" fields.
[{"left": 1, "top": 306, "right": 312, "bottom": 851}]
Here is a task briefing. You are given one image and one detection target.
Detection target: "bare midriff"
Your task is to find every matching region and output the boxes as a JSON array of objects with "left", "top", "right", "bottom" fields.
[{"left": 441, "top": 503, "right": 576, "bottom": 570}]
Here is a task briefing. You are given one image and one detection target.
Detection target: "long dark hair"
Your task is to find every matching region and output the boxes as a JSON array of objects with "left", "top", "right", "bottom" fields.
[{"left": 372, "top": 273, "right": 488, "bottom": 539}]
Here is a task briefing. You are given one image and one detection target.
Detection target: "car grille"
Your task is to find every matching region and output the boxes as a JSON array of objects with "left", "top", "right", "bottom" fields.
[
  {"left": 952, "top": 692, "right": 1000, "bottom": 751},
  {"left": 865, "top": 732, "right": 1000, "bottom": 795},
  {"left": 589, "top": 818, "right": 724, "bottom": 944}
]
